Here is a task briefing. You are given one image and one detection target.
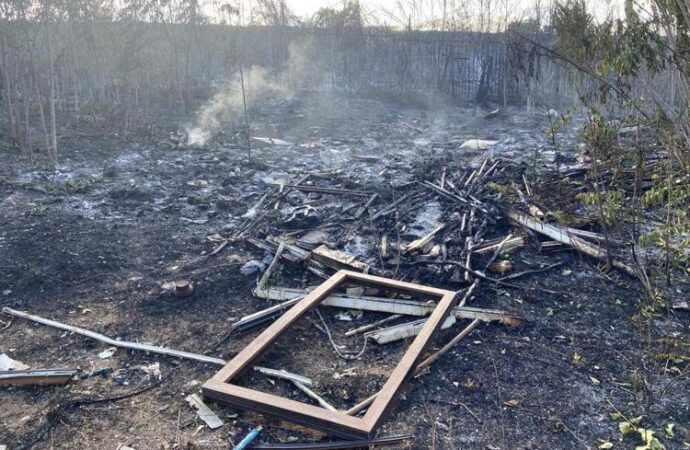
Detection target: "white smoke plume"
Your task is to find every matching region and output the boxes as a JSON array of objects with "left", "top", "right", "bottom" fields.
[{"left": 185, "top": 39, "right": 321, "bottom": 146}]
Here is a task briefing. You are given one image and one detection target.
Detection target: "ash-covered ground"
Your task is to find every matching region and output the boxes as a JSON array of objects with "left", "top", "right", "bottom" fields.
[{"left": 1, "top": 94, "right": 688, "bottom": 449}]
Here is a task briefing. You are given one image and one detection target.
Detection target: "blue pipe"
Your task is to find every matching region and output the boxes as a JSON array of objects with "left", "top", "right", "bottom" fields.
[{"left": 232, "top": 425, "right": 263, "bottom": 450}]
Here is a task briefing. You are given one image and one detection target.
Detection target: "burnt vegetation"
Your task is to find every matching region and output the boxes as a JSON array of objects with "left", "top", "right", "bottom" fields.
[{"left": 0, "top": 1, "right": 689, "bottom": 449}]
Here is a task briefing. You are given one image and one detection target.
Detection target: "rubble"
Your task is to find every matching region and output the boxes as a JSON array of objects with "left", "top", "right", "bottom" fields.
[
  {"left": 0, "top": 369, "right": 78, "bottom": 387},
  {"left": 186, "top": 394, "right": 224, "bottom": 429},
  {"left": 152, "top": 139, "right": 661, "bottom": 444},
  {"left": 459, "top": 139, "right": 499, "bottom": 150},
  {"left": 0, "top": 353, "right": 29, "bottom": 371}
]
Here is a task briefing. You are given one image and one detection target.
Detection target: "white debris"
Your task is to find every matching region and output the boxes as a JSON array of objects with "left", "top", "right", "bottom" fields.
[
  {"left": 250, "top": 137, "right": 292, "bottom": 147},
  {"left": 0, "top": 353, "right": 30, "bottom": 371},
  {"left": 618, "top": 126, "right": 638, "bottom": 136},
  {"left": 98, "top": 347, "right": 117, "bottom": 359},
  {"left": 459, "top": 139, "right": 499, "bottom": 150},
  {"left": 186, "top": 394, "right": 224, "bottom": 429},
  {"left": 361, "top": 137, "right": 378, "bottom": 149},
  {"left": 139, "top": 362, "right": 161, "bottom": 380},
  {"left": 336, "top": 312, "right": 354, "bottom": 321}
]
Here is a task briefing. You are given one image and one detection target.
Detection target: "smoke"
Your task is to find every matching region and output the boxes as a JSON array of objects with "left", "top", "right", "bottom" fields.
[{"left": 185, "top": 39, "right": 322, "bottom": 146}]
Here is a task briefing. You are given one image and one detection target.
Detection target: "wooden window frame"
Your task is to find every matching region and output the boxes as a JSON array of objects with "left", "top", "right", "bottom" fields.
[{"left": 202, "top": 270, "right": 457, "bottom": 439}]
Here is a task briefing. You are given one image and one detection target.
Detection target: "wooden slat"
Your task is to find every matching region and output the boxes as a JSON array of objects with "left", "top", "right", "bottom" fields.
[
  {"left": 203, "top": 380, "right": 369, "bottom": 439},
  {"left": 0, "top": 369, "right": 78, "bottom": 386}
]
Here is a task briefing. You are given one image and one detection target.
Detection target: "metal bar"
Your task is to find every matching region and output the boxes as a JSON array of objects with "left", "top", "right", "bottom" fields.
[
  {"left": 249, "top": 434, "right": 414, "bottom": 449},
  {"left": 232, "top": 298, "right": 302, "bottom": 333},
  {"left": 2, "top": 307, "right": 226, "bottom": 365}
]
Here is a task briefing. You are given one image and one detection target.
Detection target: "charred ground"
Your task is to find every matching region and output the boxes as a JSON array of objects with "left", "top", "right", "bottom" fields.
[{"left": 1, "top": 95, "right": 688, "bottom": 449}]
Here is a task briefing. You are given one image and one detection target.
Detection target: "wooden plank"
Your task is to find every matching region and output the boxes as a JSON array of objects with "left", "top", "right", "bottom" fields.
[
  {"left": 404, "top": 224, "right": 446, "bottom": 254},
  {"left": 0, "top": 369, "right": 78, "bottom": 386},
  {"left": 365, "top": 315, "right": 456, "bottom": 344},
  {"left": 311, "top": 245, "right": 370, "bottom": 272},
  {"left": 504, "top": 208, "right": 638, "bottom": 277},
  {"left": 203, "top": 380, "right": 369, "bottom": 439},
  {"left": 185, "top": 394, "right": 224, "bottom": 429},
  {"left": 254, "top": 286, "right": 522, "bottom": 326}
]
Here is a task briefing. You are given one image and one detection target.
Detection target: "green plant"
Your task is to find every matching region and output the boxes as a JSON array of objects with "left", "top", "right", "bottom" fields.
[
  {"left": 617, "top": 416, "right": 666, "bottom": 450},
  {"left": 576, "top": 190, "right": 626, "bottom": 228},
  {"left": 546, "top": 110, "right": 572, "bottom": 145}
]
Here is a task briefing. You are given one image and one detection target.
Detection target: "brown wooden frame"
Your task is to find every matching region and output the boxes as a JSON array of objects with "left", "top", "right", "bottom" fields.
[{"left": 202, "top": 270, "right": 457, "bottom": 439}]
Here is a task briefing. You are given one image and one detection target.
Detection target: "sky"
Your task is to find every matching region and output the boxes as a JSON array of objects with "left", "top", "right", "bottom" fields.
[
  {"left": 287, "top": 0, "right": 393, "bottom": 18},
  {"left": 284, "top": 0, "right": 622, "bottom": 25}
]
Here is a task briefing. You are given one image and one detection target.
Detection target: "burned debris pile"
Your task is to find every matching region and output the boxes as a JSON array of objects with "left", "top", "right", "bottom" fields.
[{"left": 191, "top": 153, "right": 642, "bottom": 446}]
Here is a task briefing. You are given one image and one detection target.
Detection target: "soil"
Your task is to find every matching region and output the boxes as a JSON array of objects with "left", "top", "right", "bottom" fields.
[{"left": 1, "top": 94, "right": 688, "bottom": 450}]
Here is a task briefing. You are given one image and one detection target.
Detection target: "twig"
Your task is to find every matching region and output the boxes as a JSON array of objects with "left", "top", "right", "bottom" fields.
[
  {"left": 254, "top": 366, "right": 313, "bottom": 386},
  {"left": 484, "top": 233, "right": 513, "bottom": 271},
  {"left": 408, "top": 261, "right": 562, "bottom": 295},
  {"left": 344, "top": 314, "right": 403, "bottom": 337},
  {"left": 293, "top": 381, "right": 337, "bottom": 411},
  {"left": 313, "top": 307, "right": 367, "bottom": 360},
  {"left": 428, "top": 397, "right": 481, "bottom": 423},
  {"left": 498, "top": 262, "right": 562, "bottom": 281}
]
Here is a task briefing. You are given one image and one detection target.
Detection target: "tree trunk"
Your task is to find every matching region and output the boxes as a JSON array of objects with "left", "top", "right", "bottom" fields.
[
  {"left": 1, "top": 38, "right": 17, "bottom": 142},
  {"left": 36, "top": 83, "right": 50, "bottom": 156},
  {"left": 49, "top": 72, "right": 58, "bottom": 167},
  {"left": 22, "top": 78, "right": 33, "bottom": 165}
]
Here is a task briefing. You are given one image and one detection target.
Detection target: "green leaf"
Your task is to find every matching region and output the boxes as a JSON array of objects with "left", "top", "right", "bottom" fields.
[
  {"left": 599, "top": 441, "right": 614, "bottom": 449},
  {"left": 665, "top": 423, "right": 675, "bottom": 437},
  {"left": 639, "top": 428, "right": 654, "bottom": 443},
  {"left": 619, "top": 421, "right": 636, "bottom": 435}
]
